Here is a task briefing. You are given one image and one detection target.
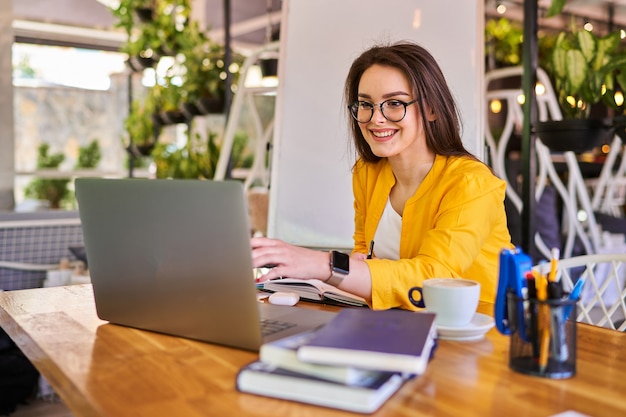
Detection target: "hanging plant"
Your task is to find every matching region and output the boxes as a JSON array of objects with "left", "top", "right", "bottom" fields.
[
  {"left": 546, "top": 26, "right": 626, "bottom": 119},
  {"left": 124, "top": 97, "right": 159, "bottom": 156},
  {"left": 484, "top": 18, "right": 524, "bottom": 70},
  {"left": 112, "top": 0, "right": 191, "bottom": 72}
]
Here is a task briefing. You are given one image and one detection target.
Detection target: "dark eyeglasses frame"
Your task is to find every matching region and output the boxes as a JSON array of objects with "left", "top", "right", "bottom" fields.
[{"left": 348, "top": 99, "right": 418, "bottom": 123}]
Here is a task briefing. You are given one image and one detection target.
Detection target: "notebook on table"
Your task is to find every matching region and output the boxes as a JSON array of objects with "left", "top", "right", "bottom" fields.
[{"left": 74, "top": 178, "right": 336, "bottom": 351}]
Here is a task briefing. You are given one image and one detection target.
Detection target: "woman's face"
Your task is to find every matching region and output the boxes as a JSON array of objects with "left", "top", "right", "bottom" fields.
[{"left": 356, "top": 64, "right": 425, "bottom": 160}]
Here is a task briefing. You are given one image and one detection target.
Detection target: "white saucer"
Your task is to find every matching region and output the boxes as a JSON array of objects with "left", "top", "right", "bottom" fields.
[{"left": 436, "top": 313, "right": 494, "bottom": 341}]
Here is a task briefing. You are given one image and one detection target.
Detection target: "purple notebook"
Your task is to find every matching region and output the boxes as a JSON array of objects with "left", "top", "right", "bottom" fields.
[{"left": 297, "top": 308, "right": 437, "bottom": 375}]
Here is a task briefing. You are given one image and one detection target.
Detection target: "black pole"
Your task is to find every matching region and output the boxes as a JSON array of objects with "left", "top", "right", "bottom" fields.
[
  {"left": 521, "top": 0, "right": 538, "bottom": 254},
  {"left": 223, "top": 0, "right": 232, "bottom": 113},
  {"left": 223, "top": 0, "right": 233, "bottom": 179},
  {"left": 127, "top": 72, "right": 135, "bottom": 178}
]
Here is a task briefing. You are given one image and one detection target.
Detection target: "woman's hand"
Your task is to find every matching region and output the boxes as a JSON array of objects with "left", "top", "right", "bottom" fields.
[{"left": 251, "top": 237, "right": 331, "bottom": 282}]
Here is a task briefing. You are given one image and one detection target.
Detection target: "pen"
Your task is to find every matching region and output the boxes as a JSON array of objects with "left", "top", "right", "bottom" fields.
[
  {"left": 367, "top": 240, "right": 375, "bottom": 259},
  {"left": 548, "top": 281, "right": 568, "bottom": 362},
  {"left": 563, "top": 277, "right": 585, "bottom": 319},
  {"left": 525, "top": 272, "right": 539, "bottom": 359},
  {"left": 536, "top": 273, "right": 550, "bottom": 373}
]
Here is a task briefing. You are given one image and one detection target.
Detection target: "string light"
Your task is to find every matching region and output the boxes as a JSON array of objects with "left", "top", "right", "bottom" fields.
[
  {"left": 535, "top": 82, "right": 546, "bottom": 96},
  {"left": 490, "top": 99, "right": 502, "bottom": 114}
]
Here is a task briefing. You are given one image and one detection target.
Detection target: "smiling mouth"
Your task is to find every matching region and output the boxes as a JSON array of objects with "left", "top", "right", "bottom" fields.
[{"left": 371, "top": 130, "right": 396, "bottom": 139}]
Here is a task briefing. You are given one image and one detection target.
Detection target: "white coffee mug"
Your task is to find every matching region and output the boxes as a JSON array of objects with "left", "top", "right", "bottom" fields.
[{"left": 408, "top": 278, "right": 480, "bottom": 327}]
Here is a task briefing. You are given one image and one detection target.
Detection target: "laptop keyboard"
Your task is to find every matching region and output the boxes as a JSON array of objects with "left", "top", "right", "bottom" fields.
[{"left": 260, "top": 318, "right": 296, "bottom": 336}]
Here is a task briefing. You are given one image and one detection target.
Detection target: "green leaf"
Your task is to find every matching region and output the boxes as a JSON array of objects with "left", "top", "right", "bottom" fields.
[
  {"left": 565, "top": 49, "right": 586, "bottom": 93},
  {"left": 594, "top": 32, "right": 620, "bottom": 71},
  {"left": 576, "top": 30, "right": 596, "bottom": 65},
  {"left": 617, "top": 63, "right": 626, "bottom": 92},
  {"left": 546, "top": 0, "right": 567, "bottom": 17},
  {"left": 552, "top": 47, "right": 567, "bottom": 79}
]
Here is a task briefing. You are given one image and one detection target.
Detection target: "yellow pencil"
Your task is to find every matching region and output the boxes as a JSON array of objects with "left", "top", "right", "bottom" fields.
[
  {"left": 548, "top": 248, "right": 560, "bottom": 283},
  {"left": 536, "top": 273, "right": 550, "bottom": 373}
]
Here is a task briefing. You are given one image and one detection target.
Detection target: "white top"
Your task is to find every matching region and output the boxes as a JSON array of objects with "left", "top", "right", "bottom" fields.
[{"left": 372, "top": 198, "right": 402, "bottom": 260}]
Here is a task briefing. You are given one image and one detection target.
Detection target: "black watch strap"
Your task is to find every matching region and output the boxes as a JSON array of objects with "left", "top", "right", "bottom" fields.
[{"left": 327, "top": 250, "right": 349, "bottom": 287}]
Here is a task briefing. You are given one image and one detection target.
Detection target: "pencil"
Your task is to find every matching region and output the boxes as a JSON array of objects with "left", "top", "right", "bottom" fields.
[
  {"left": 548, "top": 247, "right": 560, "bottom": 283},
  {"left": 536, "top": 273, "right": 550, "bottom": 373}
]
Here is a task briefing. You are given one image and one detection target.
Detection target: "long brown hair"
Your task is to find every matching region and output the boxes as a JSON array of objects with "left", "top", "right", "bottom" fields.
[{"left": 344, "top": 41, "right": 475, "bottom": 163}]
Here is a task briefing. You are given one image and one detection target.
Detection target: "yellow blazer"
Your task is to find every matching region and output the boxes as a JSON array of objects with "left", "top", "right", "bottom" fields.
[{"left": 352, "top": 154, "right": 513, "bottom": 310}]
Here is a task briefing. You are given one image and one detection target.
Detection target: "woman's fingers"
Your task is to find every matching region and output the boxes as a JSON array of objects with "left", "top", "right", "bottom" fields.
[{"left": 250, "top": 237, "right": 331, "bottom": 281}]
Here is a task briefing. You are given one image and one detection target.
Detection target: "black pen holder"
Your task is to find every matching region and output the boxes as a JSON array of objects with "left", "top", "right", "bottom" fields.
[{"left": 507, "top": 293, "right": 578, "bottom": 379}]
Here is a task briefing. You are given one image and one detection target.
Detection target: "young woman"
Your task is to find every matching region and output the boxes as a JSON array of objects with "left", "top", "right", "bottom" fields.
[{"left": 251, "top": 41, "right": 513, "bottom": 310}]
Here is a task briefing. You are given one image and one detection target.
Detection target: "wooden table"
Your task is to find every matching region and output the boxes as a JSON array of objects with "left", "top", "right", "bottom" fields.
[{"left": 1, "top": 284, "right": 625, "bottom": 417}]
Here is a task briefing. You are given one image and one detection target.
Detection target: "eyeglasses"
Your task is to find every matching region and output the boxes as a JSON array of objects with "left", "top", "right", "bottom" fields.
[{"left": 348, "top": 99, "right": 417, "bottom": 123}]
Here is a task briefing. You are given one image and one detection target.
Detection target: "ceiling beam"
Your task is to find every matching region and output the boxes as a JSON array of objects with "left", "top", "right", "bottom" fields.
[
  {"left": 13, "top": 19, "right": 125, "bottom": 51},
  {"left": 207, "top": 10, "right": 281, "bottom": 43},
  {"left": 13, "top": 9, "right": 281, "bottom": 55}
]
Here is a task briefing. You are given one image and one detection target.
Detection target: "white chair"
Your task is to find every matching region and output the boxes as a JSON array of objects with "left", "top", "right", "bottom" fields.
[
  {"left": 485, "top": 66, "right": 564, "bottom": 261},
  {"left": 484, "top": 66, "right": 562, "bottom": 215},
  {"left": 535, "top": 139, "right": 603, "bottom": 258},
  {"left": 587, "top": 135, "right": 626, "bottom": 217},
  {"left": 485, "top": 66, "right": 624, "bottom": 260},
  {"left": 535, "top": 253, "right": 626, "bottom": 331}
]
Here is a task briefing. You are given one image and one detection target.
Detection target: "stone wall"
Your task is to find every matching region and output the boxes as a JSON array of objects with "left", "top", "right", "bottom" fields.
[
  {"left": 12, "top": 70, "right": 274, "bottom": 207},
  {"left": 14, "top": 74, "right": 129, "bottom": 174},
  {"left": 12, "top": 72, "right": 223, "bottom": 204},
  {"left": 14, "top": 72, "right": 133, "bottom": 204}
]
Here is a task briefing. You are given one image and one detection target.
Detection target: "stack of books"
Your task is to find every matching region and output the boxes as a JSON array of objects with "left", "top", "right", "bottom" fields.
[{"left": 236, "top": 308, "right": 438, "bottom": 414}]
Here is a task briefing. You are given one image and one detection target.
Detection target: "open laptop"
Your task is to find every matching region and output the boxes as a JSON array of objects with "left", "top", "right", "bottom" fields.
[{"left": 74, "top": 177, "right": 336, "bottom": 351}]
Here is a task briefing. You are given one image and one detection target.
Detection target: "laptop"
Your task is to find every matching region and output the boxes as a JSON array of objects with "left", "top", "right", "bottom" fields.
[{"left": 74, "top": 177, "right": 336, "bottom": 351}]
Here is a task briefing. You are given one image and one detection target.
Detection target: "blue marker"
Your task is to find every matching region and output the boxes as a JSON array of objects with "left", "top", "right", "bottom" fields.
[{"left": 563, "top": 277, "right": 585, "bottom": 319}]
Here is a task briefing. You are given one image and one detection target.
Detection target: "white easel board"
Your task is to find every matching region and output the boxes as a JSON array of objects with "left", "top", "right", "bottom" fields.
[{"left": 269, "top": 0, "right": 484, "bottom": 249}]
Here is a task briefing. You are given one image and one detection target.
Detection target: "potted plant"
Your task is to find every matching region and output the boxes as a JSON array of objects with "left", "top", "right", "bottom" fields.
[
  {"left": 76, "top": 139, "right": 102, "bottom": 169},
  {"left": 134, "top": 0, "right": 156, "bottom": 22},
  {"left": 24, "top": 140, "right": 102, "bottom": 209},
  {"left": 550, "top": 28, "right": 626, "bottom": 119},
  {"left": 484, "top": 18, "right": 524, "bottom": 71},
  {"left": 535, "top": 25, "right": 626, "bottom": 152},
  {"left": 122, "top": 38, "right": 160, "bottom": 72},
  {"left": 152, "top": 79, "right": 187, "bottom": 125},
  {"left": 24, "top": 144, "right": 68, "bottom": 209},
  {"left": 112, "top": 0, "right": 192, "bottom": 72},
  {"left": 133, "top": 0, "right": 190, "bottom": 57},
  {"left": 151, "top": 130, "right": 252, "bottom": 179},
  {"left": 124, "top": 96, "right": 159, "bottom": 157},
  {"left": 110, "top": 0, "right": 163, "bottom": 71},
  {"left": 177, "top": 21, "right": 243, "bottom": 115}
]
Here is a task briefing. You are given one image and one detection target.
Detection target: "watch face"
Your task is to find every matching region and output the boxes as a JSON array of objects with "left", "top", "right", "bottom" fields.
[{"left": 332, "top": 251, "right": 350, "bottom": 274}]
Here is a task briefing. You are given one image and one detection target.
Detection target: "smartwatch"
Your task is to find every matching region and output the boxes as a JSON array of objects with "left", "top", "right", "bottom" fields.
[{"left": 327, "top": 250, "right": 350, "bottom": 287}]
